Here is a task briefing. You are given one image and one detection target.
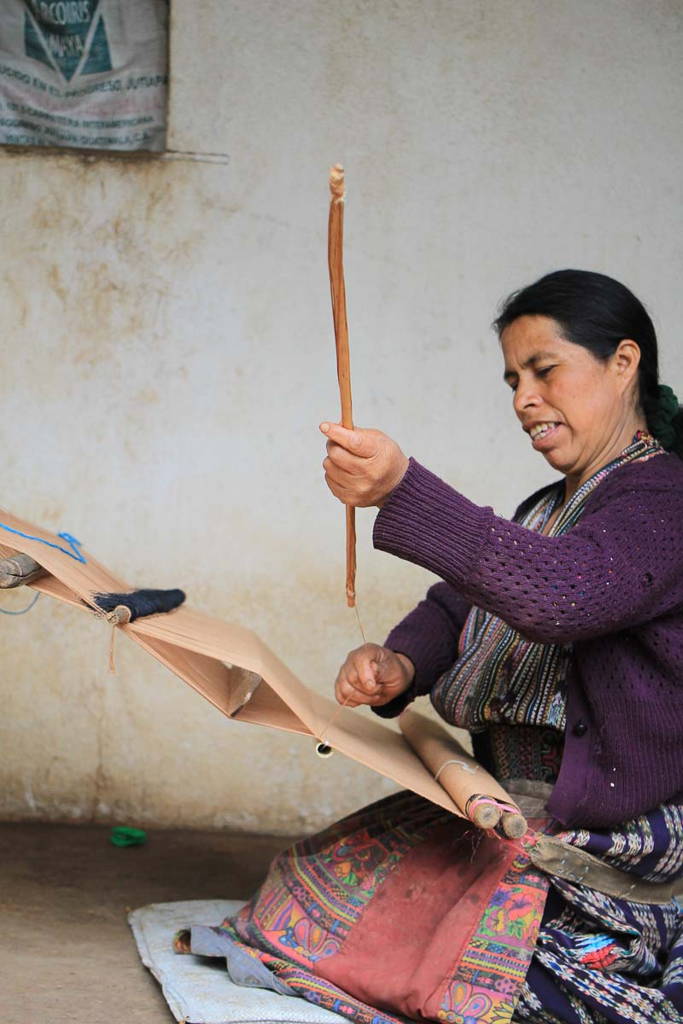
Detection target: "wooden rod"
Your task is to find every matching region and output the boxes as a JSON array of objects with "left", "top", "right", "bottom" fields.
[
  {"left": 0, "top": 553, "right": 46, "bottom": 589},
  {"left": 328, "top": 163, "right": 356, "bottom": 607}
]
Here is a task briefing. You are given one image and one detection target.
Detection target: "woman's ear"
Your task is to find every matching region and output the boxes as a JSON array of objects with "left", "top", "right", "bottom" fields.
[{"left": 613, "top": 339, "right": 641, "bottom": 392}]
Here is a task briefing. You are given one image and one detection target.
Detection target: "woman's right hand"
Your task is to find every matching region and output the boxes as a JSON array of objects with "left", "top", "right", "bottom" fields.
[{"left": 335, "top": 643, "right": 415, "bottom": 708}]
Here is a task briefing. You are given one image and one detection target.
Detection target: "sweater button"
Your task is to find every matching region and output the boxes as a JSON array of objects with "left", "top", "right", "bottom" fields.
[{"left": 572, "top": 720, "right": 588, "bottom": 737}]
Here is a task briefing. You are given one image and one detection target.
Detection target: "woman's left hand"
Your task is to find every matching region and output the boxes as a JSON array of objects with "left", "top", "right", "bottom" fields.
[{"left": 320, "top": 422, "right": 409, "bottom": 507}]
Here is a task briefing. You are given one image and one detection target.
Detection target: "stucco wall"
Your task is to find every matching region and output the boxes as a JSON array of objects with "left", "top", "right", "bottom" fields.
[{"left": 1, "top": 0, "right": 682, "bottom": 833}]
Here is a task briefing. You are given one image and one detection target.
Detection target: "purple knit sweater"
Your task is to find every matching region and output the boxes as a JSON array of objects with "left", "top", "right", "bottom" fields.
[{"left": 372, "top": 453, "right": 683, "bottom": 829}]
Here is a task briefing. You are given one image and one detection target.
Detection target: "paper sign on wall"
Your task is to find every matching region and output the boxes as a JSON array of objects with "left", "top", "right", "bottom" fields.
[{"left": 0, "top": 1, "right": 168, "bottom": 151}]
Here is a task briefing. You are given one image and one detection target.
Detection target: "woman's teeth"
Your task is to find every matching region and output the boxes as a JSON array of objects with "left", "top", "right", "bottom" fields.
[{"left": 530, "top": 422, "right": 558, "bottom": 440}]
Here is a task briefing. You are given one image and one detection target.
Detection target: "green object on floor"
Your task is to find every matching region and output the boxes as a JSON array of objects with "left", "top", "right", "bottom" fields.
[{"left": 110, "top": 826, "right": 147, "bottom": 847}]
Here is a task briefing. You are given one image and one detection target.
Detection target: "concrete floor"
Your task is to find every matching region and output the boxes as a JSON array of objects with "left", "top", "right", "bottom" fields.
[{"left": 0, "top": 822, "right": 296, "bottom": 1024}]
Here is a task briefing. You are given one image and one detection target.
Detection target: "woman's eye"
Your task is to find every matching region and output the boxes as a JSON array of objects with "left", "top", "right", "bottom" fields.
[{"left": 537, "top": 365, "right": 555, "bottom": 378}]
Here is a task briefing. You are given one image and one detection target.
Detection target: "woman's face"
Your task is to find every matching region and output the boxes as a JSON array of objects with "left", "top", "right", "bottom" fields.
[{"left": 500, "top": 315, "right": 642, "bottom": 491}]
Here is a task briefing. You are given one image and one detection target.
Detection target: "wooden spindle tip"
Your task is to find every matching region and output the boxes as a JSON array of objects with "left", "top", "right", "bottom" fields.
[
  {"left": 471, "top": 804, "right": 502, "bottom": 830},
  {"left": 501, "top": 812, "right": 528, "bottom": 839},
  {"left": 329, "top": 164, "right": 345, "bottom": 202}
]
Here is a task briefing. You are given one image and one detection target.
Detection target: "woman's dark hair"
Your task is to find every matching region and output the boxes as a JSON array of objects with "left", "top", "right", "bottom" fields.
[{"left": 494, "top": 269, "right": 683, "bottom": 457}]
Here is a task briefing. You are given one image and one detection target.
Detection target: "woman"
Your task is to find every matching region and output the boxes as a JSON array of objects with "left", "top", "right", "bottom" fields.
[{"left": 186, "top": 271, "right": 683, "bottom": 1024}]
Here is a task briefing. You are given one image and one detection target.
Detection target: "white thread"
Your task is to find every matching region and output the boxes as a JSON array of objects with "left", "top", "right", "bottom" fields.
[
  {"left": 354, "top": 601, "right": 367, "bottom": 644},
  {"left": 435, "top": 758, "right": 476, "bottom": 781},
  {"left": 315, "top": 593, "right": 369, "bottom": 753}
]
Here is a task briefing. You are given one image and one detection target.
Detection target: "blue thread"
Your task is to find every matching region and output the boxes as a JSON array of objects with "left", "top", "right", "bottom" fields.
[
  {"left": 0, "top": 592, "right": 40, "bottom": 615},
  {"left": 0, "top": 523, "right": 86, "bottom": 563}
]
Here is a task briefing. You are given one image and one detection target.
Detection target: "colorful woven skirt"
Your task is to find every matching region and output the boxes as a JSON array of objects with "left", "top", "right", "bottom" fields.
[{"left": 179, "top": 789, "right": 683, "bottom": 1024}]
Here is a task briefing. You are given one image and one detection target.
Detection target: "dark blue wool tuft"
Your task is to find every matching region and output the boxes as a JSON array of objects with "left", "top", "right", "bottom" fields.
[{"left": 94, "top": 588, "right": 185, "bottom": 621}]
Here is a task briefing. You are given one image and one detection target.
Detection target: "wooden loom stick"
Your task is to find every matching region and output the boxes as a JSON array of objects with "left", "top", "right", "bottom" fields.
[
  {"left": 328, "top": 164, "right": 357, "bottom": 607},
  {"left": 400, "top": 709, "right": 528, "bottom": 834},
  {"left": 0, "top": 552, "right": 46, "bottom": 588}
]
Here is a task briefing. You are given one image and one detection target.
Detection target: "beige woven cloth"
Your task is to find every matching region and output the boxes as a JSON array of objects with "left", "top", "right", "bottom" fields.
[{"left": 0, "top": 507, "right": 466, "bottom": 814}]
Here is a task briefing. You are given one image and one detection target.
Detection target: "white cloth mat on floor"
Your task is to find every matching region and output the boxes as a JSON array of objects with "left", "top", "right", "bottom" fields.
[{"left": 129, "top": 899, "right": 348, "bottom": 1024}]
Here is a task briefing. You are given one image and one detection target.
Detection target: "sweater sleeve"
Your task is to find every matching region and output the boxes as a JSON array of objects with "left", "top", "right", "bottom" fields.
[
  {"left": 373, "top": 457, "right": 683, "bottom": 644},
  {"left": 372, "top": 581, "right": 471, "bottom": 719}
]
